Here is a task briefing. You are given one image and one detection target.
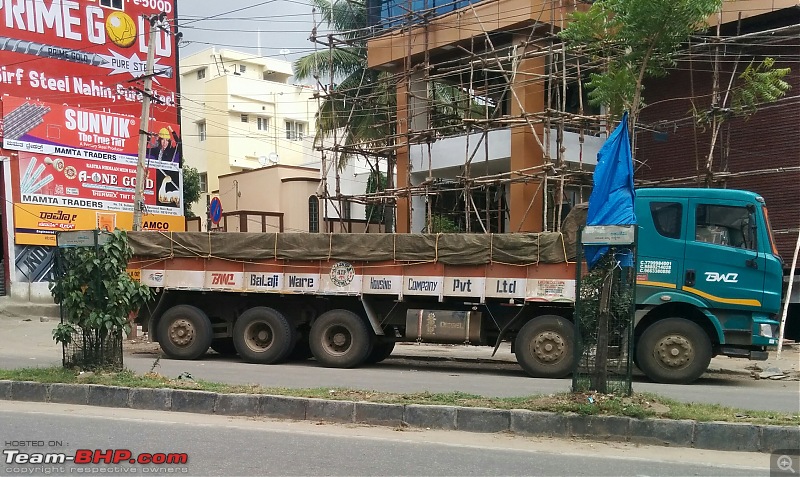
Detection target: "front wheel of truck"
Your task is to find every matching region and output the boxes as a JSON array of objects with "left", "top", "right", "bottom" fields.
[
  {"left": 157, "top": 305, "right": 213, "bottom": 360},
  {"left": 310, "top": 309, "right": 372, "bottom": 368},
  {"left": 636, "top": 318, "right": 712, "bottom": 384},
  {"left": 514, "top": 315, "right": 575, "bottom": 378}
]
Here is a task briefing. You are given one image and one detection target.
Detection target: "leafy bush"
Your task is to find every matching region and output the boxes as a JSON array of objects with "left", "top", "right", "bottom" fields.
[{"left": 50, "top": 230, "right": 153, "bottom": 369}]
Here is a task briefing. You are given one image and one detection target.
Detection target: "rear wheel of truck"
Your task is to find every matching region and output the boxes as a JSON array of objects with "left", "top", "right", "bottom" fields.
[
  {"left": 157, "top": 305, "right": 213, "bottom": 360},
  {"left": 365, "top": 341, "right": 395, "bottom": 364},
  {"left": 636, "top": 318, "right": 712, "bottom": 384},
  {"left": 514, "top": 315, "right": 574, "bottom": 378},
  {"left": 233, "top": 307, "right": 296, "bottom": 364},
  {"left": 310, "top": 309, "right": 372, "bottom": 368}
]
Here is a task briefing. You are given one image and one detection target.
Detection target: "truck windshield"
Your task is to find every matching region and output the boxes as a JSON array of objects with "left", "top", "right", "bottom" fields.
[{"left": 762, "top": 206, "right": 781, "bottom": 258}]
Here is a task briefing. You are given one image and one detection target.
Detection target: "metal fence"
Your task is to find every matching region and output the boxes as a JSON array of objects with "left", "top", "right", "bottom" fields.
[{"left": 572, "top": 226, "right": 637, "bottom": 396}]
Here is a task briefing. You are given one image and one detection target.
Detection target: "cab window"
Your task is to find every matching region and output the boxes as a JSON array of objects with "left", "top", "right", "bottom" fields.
[
  {"left": 695, "top": 204, "right": 756, "bottom": 250},
  {"left": 650, "top": 201, "right": 682, "bottom": 239}
]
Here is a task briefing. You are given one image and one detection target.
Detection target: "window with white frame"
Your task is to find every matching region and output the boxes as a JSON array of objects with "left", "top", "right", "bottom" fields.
[
  {"left": 257, "top": 117, "right": 269, "bottom": 131},
  {"left": 197, "top": 121, "right": 207, "bottom": 141},
  {"left": 100, "top": 0, "right": 123, "bottom": 9},
  {"left": 239, "top": 64, "right": 247, "bottom": 74},
  {"left": 197, "top": 68, "right": 206, "bottom": 80},
  {"left": 241, "top": 114, "right": 248, "bottom": 123},
  {"left": 199, "top": 173, "right": 208, "bottom": 193},
  {"left": 285, "top": 121, "right": 305, "bottom": 141}
]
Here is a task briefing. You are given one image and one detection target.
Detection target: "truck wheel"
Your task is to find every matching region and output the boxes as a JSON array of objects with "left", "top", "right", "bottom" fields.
[
  {"left": 365, "top": 341, "right": 395, "bottom": 364},
  {"left": 514, "top": 315, "right": 574, "bottom": 378},
  {"left": 310, "top": 309, "right": 372, "bottom": 368},
  {"left": 636, "top": 318, "right": 712, "bottom": 384},
  {"left": 210, "top": 338, "right": 237, "bottom": 356},
  {"left": 233, "top": 307, "right": 296, "bottom": 364},
  {"left": 157, "top": 305, "right": 213, "bottom": 360}
]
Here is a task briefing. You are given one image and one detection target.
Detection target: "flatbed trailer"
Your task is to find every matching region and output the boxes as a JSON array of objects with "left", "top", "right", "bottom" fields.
[{"left": 130, "top": 188, "right": 784, "bottom": 384}]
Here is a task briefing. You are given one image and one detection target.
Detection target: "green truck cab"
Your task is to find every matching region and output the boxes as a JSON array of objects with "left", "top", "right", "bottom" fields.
[{"left": 633, "top": 188, "right": 782, "bottom": 383}]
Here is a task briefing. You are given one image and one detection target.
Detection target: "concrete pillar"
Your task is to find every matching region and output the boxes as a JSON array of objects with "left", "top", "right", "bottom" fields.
[
  {"left": 509, "top": 47, "right": 546, "bottom": 232},
  {"left": 394, "top": 69, "right": 428, "bottom": 233}
]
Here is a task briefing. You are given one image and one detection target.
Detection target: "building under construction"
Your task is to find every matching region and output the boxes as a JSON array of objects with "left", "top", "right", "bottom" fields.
[{"left": 308, "top": 0, "right": 799, "bottom": 263}]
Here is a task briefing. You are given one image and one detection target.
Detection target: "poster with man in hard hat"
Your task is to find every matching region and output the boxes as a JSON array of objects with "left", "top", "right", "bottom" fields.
[{"left": 147, "top": 123, "right": 182, "bottom": 164}]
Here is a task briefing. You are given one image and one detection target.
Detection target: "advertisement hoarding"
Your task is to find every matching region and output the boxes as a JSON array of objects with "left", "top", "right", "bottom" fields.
[
  {"left": 14, "top": 152, "right": 182, "bottom": 216},
  {"left": 14, "top": 203, "right": 185, "bottom": 246},
  {"left": 1, "top": 1, "right": 183, "bottom": 251},
  {"left": 1, "top": 96, "right": 181, "bottom": 166},
  {"left": 0, "top": 0, "right": 178, "bottom": 124}
]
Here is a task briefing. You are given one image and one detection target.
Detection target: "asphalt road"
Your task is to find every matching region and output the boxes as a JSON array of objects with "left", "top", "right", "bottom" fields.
[
  {"left": 0, "top": 401, "right": 771, "bottom": 476},
  {"left": 1, "top": 319, "right": 798, "bottom": 413}
]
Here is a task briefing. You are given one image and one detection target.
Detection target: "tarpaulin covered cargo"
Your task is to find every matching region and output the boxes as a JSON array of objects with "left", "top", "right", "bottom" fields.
[{"left": 127, "top": 232, "right": 572, "bottom": 265}]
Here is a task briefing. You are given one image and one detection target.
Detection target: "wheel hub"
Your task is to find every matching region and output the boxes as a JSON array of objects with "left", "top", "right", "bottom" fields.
[
  {"left": 532, "top": 331, "right": 565, "bottom": 362},
  {"left": 655, "top": 334, "right": 693, "bottom": 368},
  {"left": 244, "top": 322, "right": 274, "bottom": 352},
  {"left": 323, "top": 325, "right": 351, "bottom": 355},
  {"left": 168, "top": 319, "right": 195, "bottom": 347},
  {"left": 332, "top": 332, "right": 347, "bottom": 347}
]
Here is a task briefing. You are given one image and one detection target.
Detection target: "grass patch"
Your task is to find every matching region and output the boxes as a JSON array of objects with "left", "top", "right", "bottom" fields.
[{"left": 1, "top": 366, "right": 797, "bottom": 426}]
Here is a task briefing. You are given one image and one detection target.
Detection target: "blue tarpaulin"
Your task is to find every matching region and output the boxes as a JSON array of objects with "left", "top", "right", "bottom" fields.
[{"left": 584, "top": 112, "right": 636, "bottom": 269}]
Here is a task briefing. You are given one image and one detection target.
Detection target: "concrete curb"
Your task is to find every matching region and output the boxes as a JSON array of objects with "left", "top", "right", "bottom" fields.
[{"left": 1, "top": 380, "right": 796, "bottom": 454}]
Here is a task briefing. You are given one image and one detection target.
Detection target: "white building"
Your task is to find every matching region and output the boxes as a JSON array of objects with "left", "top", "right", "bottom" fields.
[{"left": 179, "top": 48, "right": 319, "bottom": 228}]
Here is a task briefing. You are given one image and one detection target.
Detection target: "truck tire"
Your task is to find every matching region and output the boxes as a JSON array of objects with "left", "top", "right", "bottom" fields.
[
  {"left": 233, "top": 307, "right": 296, "bottom": 364},
  {"left": 636, "top": 317, "right": 712, "bottom": 384},
  {"left": 310, "top": 309, "right": 372, "bottom": 368},
  {"left": 157, "top": 305, "right": 213, "bottom": 360},
  {"left": 365, "top": 341, "right": 395, "bottom": 364},
  {"left": 514, "top": 315, "right": 574, "bottom": 378},
  {"left": 210, "top": 338, "right": 237, "bottom": 356}
]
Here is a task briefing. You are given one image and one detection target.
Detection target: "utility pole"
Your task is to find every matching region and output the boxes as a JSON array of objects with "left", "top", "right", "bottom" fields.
[{"left": 133, "top": 14, "right": 163, "bottom": 231}]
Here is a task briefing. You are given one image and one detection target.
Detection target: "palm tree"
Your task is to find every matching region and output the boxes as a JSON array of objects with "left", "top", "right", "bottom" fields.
[
  {"left": 293, "top": 0, "right": 396, "bottom": 169},
  {"left": 293, "top": 0, "right": 489, "bottom": 232}
]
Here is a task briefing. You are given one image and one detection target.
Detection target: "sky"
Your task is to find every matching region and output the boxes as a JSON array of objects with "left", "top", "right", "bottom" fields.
[{"left": 176, "top": 0, "right": 322, "bottom": 64}]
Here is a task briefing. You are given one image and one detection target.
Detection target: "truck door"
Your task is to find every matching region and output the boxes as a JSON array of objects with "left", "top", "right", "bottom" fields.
[
  {"left": 636, "top": 199, "right": 686, "bottom": 296},
  {"left": 684, "top": 199, "right": 764, "bottom": 310}
]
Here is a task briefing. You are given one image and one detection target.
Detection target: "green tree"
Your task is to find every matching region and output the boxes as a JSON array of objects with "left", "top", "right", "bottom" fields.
[
  {"left": 293, "top": 0, "right": 485, "bottom": 170},
  {"left": 365, "top": 170, "right": 387, "bottom": 224},
  {"left": 293, "top": 0, "right": 395, "bottom": 170},
  {"left": 425, "top": 214, "right": 462, "bottom": 233},
  {"left": 693, "top": 57, "right": 790, "bottom": 184},
  {"left": 560, "top": 0, "right": 723, "bottom": 143},
  {"left": 50, "top": 230, "right": 153, "bottom": 370},
  {"left": 182, "top": 165, "right": 202, "bottom": 217}
]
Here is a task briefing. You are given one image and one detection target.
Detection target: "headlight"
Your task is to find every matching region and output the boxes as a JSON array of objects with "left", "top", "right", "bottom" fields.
[{"left": 759, "top": 323, "right": 775, "bottom": 338}]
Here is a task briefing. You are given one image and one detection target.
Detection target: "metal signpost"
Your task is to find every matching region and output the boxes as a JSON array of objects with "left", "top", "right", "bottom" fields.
[{"left": 209, "top": 197, "right": 223, "bottom": 227}]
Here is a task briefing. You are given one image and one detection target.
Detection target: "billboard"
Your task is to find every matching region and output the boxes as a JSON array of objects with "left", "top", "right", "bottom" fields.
[
  {"left": 14, "top": 203, "right": 185, "bottom": 246},
  {"left": 14, "top": 152, "right": 182, "bottom": 216},
  {"left": 0, "top": 1, "right": 182, "bottom": 248},
  {"left": 1, "top": 97, "right": 181, "bottom": 166},
  {"left": 0, "top": 0, "right": 178, "bottom": 124}
]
